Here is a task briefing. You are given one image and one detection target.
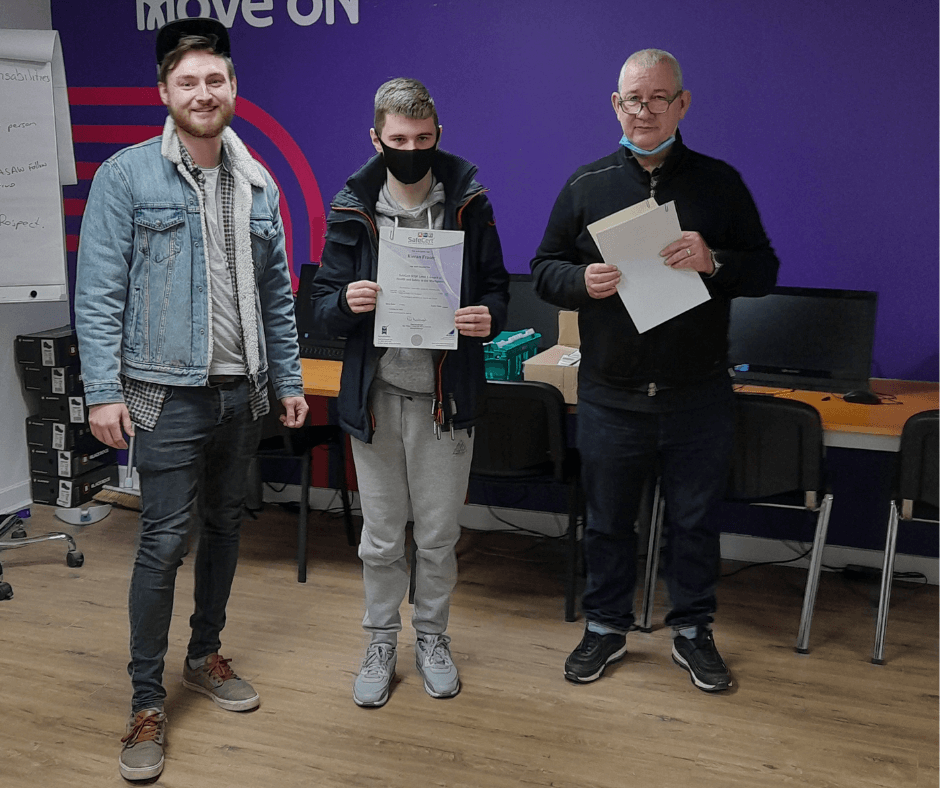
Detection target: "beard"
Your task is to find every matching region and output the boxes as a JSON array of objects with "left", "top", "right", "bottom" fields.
[{"left": 170, "top": 100, "right": 235, "bottom": 140}]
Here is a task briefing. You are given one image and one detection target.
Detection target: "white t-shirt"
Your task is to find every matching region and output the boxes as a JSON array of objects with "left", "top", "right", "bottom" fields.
[{"left": 201, "top": 164, "right": 245, "bottom": 376}]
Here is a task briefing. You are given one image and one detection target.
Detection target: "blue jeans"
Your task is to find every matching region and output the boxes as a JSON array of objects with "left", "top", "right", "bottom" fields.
[
  {"left": 128, "top": 380, "right": 261, "bottom": 712},
  {"left": 576, "top": 391, "right": 734, "bottom": 632}
]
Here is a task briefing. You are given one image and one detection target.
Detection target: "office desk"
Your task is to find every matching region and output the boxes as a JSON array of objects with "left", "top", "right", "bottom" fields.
[
  {"left": 738, "top": 379, "right": 939, "bottom": 452},
  {"left": 302, "top": 360, "right": 938, "bottom": 452},
  {"left": 301, "top": 358, "right": 342, "bottom": 398}
]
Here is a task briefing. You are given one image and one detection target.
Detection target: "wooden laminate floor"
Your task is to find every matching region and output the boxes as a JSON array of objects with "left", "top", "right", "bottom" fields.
[{"left": 0, "top": 502, "right": 936, "bottom": 787}]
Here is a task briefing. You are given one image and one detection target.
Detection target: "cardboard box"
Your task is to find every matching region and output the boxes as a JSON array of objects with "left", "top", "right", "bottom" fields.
[
  {"left": 31, "top": 464, "right": 118, "bottom": 508},
  {"left": 29, "top": 445, "right": 116, "bottom": 479},
  {"left": 556, "top": 309, "right": 580, "bottom": 348},
  {"left": 14, "top": 325, "right": 80, "bottom": 367},
  {"left": 523, "top": 311, "right": 581, "bottom": 404},
  {"left": 26, "top": 416, "right": 100, "bottom": 452}
]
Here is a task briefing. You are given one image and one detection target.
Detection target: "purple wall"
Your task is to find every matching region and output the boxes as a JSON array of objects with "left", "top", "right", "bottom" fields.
[{"left": 53, "top": 0, "right": 938, "bottom": 381}]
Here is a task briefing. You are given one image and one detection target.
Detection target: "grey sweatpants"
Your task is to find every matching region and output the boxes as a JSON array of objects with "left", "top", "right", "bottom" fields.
[{"left": 350, "top": 387, "right": 474, "bottom": 645}]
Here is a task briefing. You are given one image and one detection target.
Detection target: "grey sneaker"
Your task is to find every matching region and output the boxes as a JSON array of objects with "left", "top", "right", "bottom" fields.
[
  {"left": 119, "top": 708, "right": 166, "bottom": 781},
  {"left": 415, "top": 634, "right": 460, "bottom": 698},
  {"left": 182, "top": 653, "right": 260, "bottom": 711},
  {"left": 353, "top": 643, "right": 397, "bottom": 707}
]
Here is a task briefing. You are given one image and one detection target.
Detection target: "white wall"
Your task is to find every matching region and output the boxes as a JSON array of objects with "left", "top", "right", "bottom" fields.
[{"left": 0, "top": 0, "right": 65, "bottom": 514}]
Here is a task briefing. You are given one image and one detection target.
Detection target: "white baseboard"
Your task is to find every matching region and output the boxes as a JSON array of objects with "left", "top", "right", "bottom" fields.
[
  {"left": 264, "top": 484, "right": 938, "bottom": 585},
  {"left": 717, "top": 533, "right": 938, "bottom": 585}
]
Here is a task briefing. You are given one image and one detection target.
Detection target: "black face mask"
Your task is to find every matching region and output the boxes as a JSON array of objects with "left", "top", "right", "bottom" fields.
[{"left": 379, "top": 135, "right": 439, "bottom": 185}]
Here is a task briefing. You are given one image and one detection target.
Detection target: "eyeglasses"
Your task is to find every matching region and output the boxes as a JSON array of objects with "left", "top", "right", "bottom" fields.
[{"left": 616, "top": 90, "right": 683, "bottom": 115}]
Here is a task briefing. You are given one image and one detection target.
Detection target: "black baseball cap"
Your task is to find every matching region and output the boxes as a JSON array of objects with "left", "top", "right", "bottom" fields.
[{"left": 156, "top": 17, "right": 231, "bottom": 65}]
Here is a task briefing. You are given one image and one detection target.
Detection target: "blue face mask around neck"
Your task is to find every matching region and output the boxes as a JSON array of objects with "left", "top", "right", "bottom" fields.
[{"left": 620, "top": 133, "right": 676, "bottom": 157}]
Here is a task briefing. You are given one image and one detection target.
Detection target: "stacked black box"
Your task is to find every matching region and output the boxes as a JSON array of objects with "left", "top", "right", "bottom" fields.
[{"left": 15, "top": 325, "right": 118, "bottom": 508}]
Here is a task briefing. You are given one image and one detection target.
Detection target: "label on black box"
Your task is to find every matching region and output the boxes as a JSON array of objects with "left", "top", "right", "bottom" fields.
[
  {"left": 68, "top": 396, "right": 85, "bottom": 423},
  {"left": 41, "top": 338, "right": 56, "bottom": 367},
  {"left": 52, "top": 422, "right": 66, "bottom": 450},
  {"left": 57, "top": 479, "right": 74, "bottom": 508}
]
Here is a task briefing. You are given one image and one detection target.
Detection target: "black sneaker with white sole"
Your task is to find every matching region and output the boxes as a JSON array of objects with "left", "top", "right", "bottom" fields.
[
  {"left": 671, "top": 628, "right": 733, "bottom": 692},
  {"left": 564, "top": 627, "right": 627, "bottom": 683}
]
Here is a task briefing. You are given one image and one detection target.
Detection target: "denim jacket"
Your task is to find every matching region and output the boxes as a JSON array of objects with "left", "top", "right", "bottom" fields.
[{"left": 75, "top": 118, "right": 303, "bottom": 407}]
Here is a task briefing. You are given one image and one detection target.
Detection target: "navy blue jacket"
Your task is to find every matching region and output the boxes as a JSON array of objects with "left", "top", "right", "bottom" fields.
[
  {"left": 531, "top": 134, "right": 779, "bottom": 407},
  {"left": 312, "top": 151, "right": 509, "bottom": 443}
]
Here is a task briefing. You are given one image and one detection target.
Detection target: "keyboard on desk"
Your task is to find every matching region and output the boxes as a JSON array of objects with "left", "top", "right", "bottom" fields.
[{"left": 299, "top": 341, "right": 345, "bottom": 361}]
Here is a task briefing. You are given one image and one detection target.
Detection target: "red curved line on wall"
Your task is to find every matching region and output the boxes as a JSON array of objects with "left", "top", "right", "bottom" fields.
[
  {"left": 67, "top": 87, "right": 326, "bottom": 266},
  {"left": 76, "top": 162, "right": 102, "bottom": 180},
  {"left": 73, "top": 125, "right": 163, "bottom": 144},
  {"left": 69, "top": 87, "right": 162, "bottom": 105},
  {"left": 64, "top": 198, "right": 85, "bottom": 216},
  {"left": 234, "top": 97, "right": 326, "bottom": 264}
]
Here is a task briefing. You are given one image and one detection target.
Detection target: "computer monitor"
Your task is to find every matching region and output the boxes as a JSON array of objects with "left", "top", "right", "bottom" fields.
[
  {"left": 728, "top": 286, "right": 878, "bottom": 394},
  {"left": 506, "top": 274, "right": 561, "bottom": 349},
  {"left": 294, "top": 264, "right": 346, "bottom": 361}
]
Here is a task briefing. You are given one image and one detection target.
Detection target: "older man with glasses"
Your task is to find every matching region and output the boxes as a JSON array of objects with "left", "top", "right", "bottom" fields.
[{"left": 531, "top": 49, "right": 780, "bottom": 692}]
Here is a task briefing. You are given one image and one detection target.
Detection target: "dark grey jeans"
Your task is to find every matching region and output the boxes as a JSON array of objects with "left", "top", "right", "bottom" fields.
[{"left": 128, "top": 380, "right": 261, "bottom": 713}]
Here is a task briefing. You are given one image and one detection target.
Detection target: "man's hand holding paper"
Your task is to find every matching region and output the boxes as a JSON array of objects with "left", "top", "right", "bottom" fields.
[
  {"left": 583, "top": 228, "right": 715, "bottom": 300},
  {"left": 455, "top": 304, "right": 491, "bottom": 337},
  {"left": 584, "top": 263, "right": 621, "bottom": 299},
  {"left": 660, "top": 231, "right": 715, "bottom": 274},
  {"left": 586, "top": 199, "right": 710, "bottom": 331},
  {"left": 345, "top": 280, "right": 380, "bottom": 313}
]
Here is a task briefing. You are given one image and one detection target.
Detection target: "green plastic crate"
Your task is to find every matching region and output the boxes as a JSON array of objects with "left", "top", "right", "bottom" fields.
[{"left": 483, "top": 330, "right": 542, "bottom": 381}]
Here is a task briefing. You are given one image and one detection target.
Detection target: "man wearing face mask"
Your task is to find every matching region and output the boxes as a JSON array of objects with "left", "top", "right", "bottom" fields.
[
  {"left": 312, "top": 78, "right": 509, "bottom": 708},
  {"left": 531, "top": 50, "right": 779, "bottom": 692}
]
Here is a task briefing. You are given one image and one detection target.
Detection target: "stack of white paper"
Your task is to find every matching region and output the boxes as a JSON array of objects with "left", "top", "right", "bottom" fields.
[{"left": 587, "top": 200, "right": 709, "bottom": 333}]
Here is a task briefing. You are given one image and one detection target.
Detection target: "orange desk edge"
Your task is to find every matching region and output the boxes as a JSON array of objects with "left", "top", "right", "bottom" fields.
[
  {"left": 301, "top": 358, "right": 341, "bottom": 398},
  {"left": 738, "top": 378, "right": 939, "bottom": 451},
  {"left": 302, "top": 361, "right": 938, "bottom": 452}
]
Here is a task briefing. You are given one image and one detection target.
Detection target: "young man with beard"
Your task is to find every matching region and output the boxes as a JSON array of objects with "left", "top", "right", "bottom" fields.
[
  {"left": 312, "top": 78, "right": 509, "bottom": 708},
  {"left": 74, "top": 17, "right": 307, "bottom": 781}
]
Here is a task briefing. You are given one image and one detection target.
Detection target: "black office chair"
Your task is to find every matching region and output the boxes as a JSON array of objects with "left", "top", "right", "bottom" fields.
[
  {"left": 639, "top": 393, "right": 833, "bottom": 653},
  {"left": 0, "top": 513, "right": 84, "bottom": 600},
  {"left": 468, "top": 380, "right": 584, "bottom": 621},
  {"left": 872, "top": 409, "right": 938, "bottom": 664},
  {"left": 255, "top": 413, "right": 357, "bottom": 583}
]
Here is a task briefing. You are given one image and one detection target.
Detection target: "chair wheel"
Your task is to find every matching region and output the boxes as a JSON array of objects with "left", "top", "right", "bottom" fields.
[
  {"left": 66, "top": 550, "right": 84, "bottom": 568},
  {"left": 11, "top": 526, "right": 27, "bottom": 539},
  {"left": 0, "top": 581, "right": 12, "bottom": 600}
]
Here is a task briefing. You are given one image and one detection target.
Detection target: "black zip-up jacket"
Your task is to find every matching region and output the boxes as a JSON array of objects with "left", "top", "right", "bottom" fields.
[
  {"left": 312, "top": 150, "right": 510, "bottom": 443},
  {"left": 530, "top": 134, "right": 779, "bottom": 408}
]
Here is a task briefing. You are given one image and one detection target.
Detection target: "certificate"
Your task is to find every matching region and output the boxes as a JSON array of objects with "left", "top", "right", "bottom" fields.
[
  {"left": 374, "top": 226, "right": 464, "bottom": 349},
  {"left": 588, "top": 199, "right": 710, "bottom": 333}
]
